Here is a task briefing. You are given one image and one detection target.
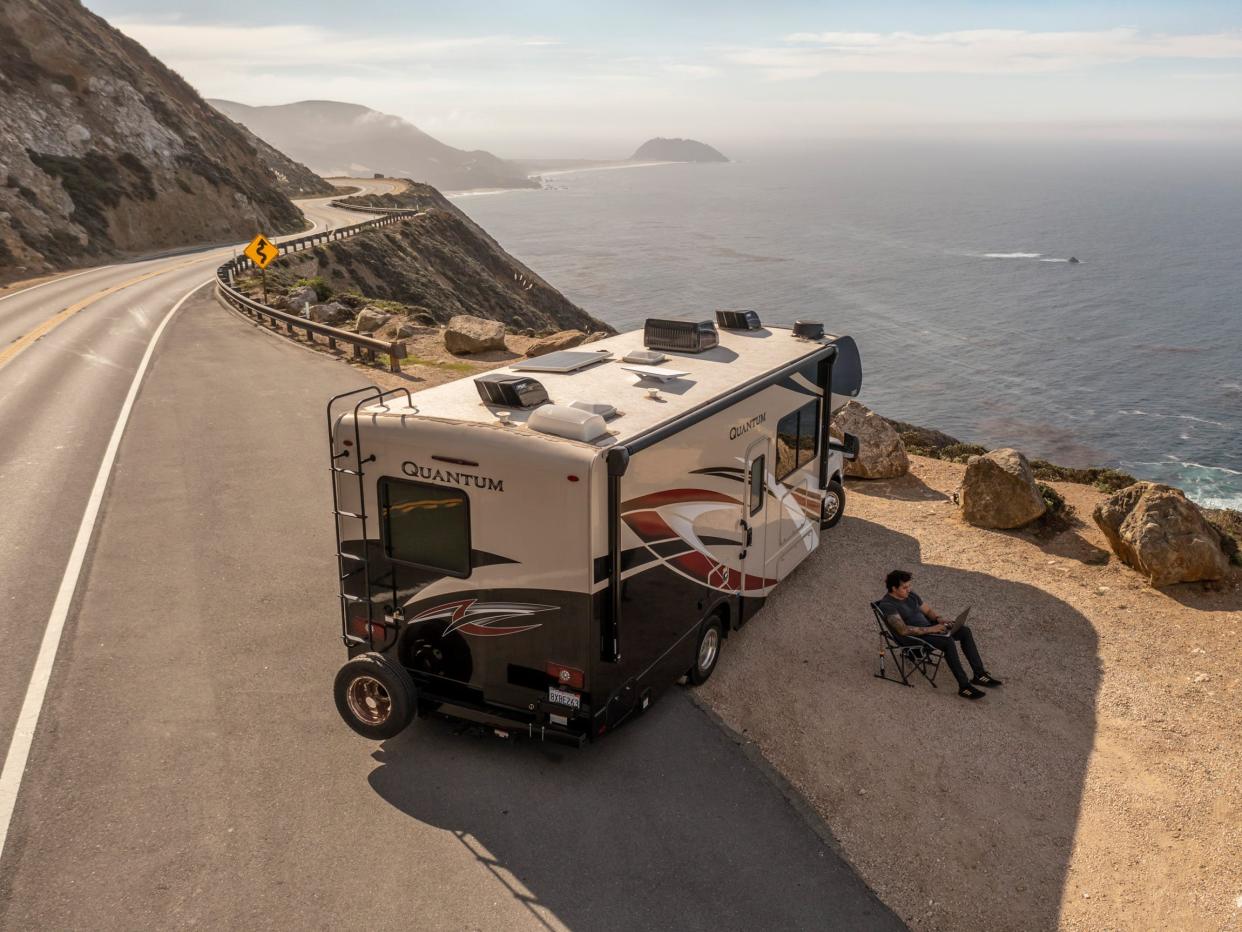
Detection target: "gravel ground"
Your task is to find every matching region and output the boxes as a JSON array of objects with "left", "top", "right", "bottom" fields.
[{"left": 700, "top": 456, "right": 1242, "bottom": 932}]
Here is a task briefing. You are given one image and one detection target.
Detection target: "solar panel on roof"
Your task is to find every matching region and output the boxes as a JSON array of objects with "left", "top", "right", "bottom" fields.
[{"left": 511, "top": 349, "right": 613, "bottom": 373}]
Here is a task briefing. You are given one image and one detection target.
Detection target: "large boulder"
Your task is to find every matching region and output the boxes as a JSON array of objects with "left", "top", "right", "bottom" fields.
[
  {"left": 355, "top": 306, "right": 391, "bottom": 333},
  {"left": 526, "top": 329, "right": 587, "bottom": 357},
  {"left": 1093, "top": 482, "right": 1230, "bottom": 586},
  {"left": 444, "top": 315, "right": 506, "bottom": 354},
  {"left": 959, "top": 448, "right": 1046, "bottom": 528},
  {"left": 285, "top": 285, "right": 318, "bottom": 314},
  {"left": 829, "top": 401, "right": 909, "bottom": 479},
  {"left": 306, "top": 302, "right": 351, "bottom": 325}
]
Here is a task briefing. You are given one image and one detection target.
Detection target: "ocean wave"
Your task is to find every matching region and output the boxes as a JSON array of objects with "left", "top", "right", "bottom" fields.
[
  {"left": 983, "top": 252, "right": 1042, "bottom": 259},
  {"left": 1120, "top": 457, "right": 1242, "bottom": 510},
  {"left": 1038, "top": 258, "right": 1072, "bottom": 263},
  {"left": 1117, "top": 409, "right": 1228, "bottom": 428}
]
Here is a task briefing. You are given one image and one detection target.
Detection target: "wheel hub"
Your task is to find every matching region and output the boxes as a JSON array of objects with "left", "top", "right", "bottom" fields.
[{"left": 346, "top": 674, "right": 392, "bottom": 725}]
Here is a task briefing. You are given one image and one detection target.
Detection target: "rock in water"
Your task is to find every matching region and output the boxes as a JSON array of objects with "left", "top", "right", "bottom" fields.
[
  {"left": 1093, "top": 482, "right": 1230, "bottom": 586},
  {"left": 445, "top": 315, "right": 506, "bottom": 354},
  {"left": 526, "top": 330, "right": 586, "bottom": 357},
  {"left": 354, "top": 307, "right": 392, "bottom": 333},
  {"left": 959, "top": 448, "right": 1047, "bottom": 528},
  {"left": 830, "top": 401, "right": 909, "bottom": 479}
]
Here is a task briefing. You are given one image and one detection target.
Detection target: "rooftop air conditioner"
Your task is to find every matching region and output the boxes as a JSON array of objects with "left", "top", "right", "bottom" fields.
[
  {"left": 474, "top": 373, "right": 549, "bottom": 408},
  {"left": 715, "top": 309, "right": 762, "bottom": 330},
  {"left": 643, "top": 318, "right": 719, "bottom": 354},
  {"left": 527, "top": 404, "right": 609, "bottom": 442}
]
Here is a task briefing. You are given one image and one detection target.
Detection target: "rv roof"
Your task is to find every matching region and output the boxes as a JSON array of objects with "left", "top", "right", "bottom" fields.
[{"left": 364, "top": 326, "right": 834, "bottom": 447}]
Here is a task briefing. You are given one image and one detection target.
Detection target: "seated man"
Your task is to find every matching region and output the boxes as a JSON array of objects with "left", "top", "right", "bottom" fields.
[{"left": 877, "top": 569, "right": 1003, "bottom": 700}]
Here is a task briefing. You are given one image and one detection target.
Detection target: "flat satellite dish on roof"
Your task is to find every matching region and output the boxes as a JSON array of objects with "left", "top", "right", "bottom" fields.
[
  {"left": 512, "top": 349, "right": 612, "bottom": 373},
  {"left": 620, "top": 364, "right": 690, "bottom": 382}
]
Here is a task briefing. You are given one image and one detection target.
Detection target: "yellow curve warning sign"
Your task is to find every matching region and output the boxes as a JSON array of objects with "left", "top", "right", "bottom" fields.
[{"left": 244, "top": 234, "right": 278, "bottom": 269}]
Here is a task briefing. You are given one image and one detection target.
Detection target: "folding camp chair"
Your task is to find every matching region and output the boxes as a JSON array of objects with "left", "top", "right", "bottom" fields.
[{"left": 870, "top": 601, "right": 944, "bottom": 688}]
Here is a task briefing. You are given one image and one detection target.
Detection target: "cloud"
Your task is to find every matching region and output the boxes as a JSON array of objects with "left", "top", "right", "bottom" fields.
[
  {"left": 725, "top": 28, "right": 1242, "bottom": 79},
  {"left": 114, "top": 19, "right": 559, "bottom": 69}
]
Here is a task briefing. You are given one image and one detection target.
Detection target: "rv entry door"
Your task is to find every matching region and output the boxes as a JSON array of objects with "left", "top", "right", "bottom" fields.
[{"left": 739, "top": 438, "right": 770, "bottom": 613}]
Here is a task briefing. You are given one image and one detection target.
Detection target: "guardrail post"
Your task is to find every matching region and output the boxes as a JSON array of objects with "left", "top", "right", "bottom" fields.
[{"left": 389, "top": 342, "right": 405, "bottom": 373}]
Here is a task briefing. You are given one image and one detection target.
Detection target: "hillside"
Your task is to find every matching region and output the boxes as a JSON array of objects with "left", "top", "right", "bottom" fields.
[
  {"left": 631, "top": 137, "right": 729, "bottom": 162},
  {"left": 261, "top": 185, "right": 609, "bottom": 333},
  {"left": 0, "top": 0, "right": 308, "bottom": 281},
  {"left": 224, "top": 120, "right": 335, "bottom": 198},
  {"left": 209, "top": 99, "right": 538, "bottom": 193}
]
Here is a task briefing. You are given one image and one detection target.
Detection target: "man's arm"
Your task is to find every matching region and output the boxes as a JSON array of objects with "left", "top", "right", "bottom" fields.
[
  {"left": 884, "top": 613, "right": 944, "bottom": 638},
  {"left": 916, "top": 598, "right": 948, "bottom": 631}
]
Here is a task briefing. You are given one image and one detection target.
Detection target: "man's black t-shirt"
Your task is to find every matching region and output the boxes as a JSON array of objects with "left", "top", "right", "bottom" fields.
[{"left": 877, "top": 591, "right": 933, "bottom": 628}]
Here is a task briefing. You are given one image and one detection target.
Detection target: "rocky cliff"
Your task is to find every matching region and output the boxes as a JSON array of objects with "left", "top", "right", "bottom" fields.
[
  {"left": 210, "top": 100, "right": 538, "bottom": 193},
  {"left": 260, "top": 183, "right": 610, "bottom": 334},
  {"left": 631, "top": 138, "right": 728, "bottom": 162},
  {"left": 0, "top": 0, "right": 308, "bottom": 281}
]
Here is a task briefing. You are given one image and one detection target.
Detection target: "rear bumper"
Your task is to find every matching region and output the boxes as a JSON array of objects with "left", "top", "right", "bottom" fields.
[{"left": 433, "top": 700, "right": 588, "bottom": 747}]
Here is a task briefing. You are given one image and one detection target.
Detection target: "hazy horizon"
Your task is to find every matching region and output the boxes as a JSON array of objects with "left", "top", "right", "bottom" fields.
[{"left": 86, "top": 0, "right": 1242, "bottom": 159}]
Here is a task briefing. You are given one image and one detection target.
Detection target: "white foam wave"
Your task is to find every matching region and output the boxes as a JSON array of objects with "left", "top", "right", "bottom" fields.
[
  {"left": 1198, "top": 494, "right": 1242, "bottom": 510},
  {"left": 984, "top": 252, "right": 1041, "bottom": 259},
  {"left": 1118, "top": 409, "right": 1228, "bottom": 428},
  {"left": 1038, "top": 258, "right": 1073, "bottom": 263}
]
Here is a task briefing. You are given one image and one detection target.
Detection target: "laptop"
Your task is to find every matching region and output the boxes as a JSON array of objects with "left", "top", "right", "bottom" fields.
[{"left": 943, "top": 606, "right": 971, "bottom": 634}]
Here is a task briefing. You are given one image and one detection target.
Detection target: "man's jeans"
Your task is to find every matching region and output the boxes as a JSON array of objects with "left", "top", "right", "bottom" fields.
[{"left": 900, "top": 625, "right": 985, "bottom": 690}]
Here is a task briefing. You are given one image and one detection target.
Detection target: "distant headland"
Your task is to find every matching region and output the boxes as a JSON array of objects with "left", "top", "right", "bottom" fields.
[{"left": 630, "top": 138, "right": 729, "bottom": 163}]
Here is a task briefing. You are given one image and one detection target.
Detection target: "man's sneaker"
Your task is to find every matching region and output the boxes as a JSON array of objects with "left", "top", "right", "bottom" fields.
[
  {"left": 971, "top": 673, "right": 1003, "bottom": 687},
  {"left": 957, "top": 686, "right": 986, "bottom": 700}
]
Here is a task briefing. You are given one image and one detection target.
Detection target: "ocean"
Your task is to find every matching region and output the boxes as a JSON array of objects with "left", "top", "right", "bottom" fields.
[{"left": 454, "top": 141, "right": 1242, "bottom": 510}]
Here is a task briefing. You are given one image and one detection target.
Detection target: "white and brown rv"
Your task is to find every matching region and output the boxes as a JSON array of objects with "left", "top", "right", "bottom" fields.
[{"left": 328, "top": 314, "right": 862, "bottom": 745}]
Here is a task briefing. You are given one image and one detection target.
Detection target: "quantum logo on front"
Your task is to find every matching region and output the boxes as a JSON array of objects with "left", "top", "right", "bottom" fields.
[{"left": 728, "top": 412, "right": 766, "bottom": 441}]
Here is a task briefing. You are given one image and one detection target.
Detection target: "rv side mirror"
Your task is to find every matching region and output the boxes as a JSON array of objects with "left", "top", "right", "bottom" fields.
[{"left": 827, "top": 432, "right": 860, "bottom": 461}]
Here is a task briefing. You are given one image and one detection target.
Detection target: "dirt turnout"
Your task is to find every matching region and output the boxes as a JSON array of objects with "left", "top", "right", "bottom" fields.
[{"left": 701, "top": 455, "right": 1242, "bottom": 931}]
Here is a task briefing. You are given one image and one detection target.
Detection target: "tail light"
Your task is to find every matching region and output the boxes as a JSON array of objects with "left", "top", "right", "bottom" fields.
[{"left": 546, "top": 661, "right": 584, "bottom": 689}]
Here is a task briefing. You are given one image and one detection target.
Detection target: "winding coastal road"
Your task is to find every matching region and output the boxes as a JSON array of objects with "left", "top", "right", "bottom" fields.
[{"left": 0, "top": 182, "right": 901, "bottom": 930}]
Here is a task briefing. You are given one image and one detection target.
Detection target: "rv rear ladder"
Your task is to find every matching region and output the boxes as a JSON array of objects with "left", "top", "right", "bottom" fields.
[{"left": 325, "top": 386, "right": 413, "bottom": 652}]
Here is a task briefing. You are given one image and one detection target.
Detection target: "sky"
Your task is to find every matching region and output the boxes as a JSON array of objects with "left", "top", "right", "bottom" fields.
[{"left": 88, "top": 0, "right": 1242, "bottom": 158}]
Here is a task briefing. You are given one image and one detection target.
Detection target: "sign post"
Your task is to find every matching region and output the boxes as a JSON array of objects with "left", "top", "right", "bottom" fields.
[{"left": 244, "top": 233, "right": 278, "bottom": 305}]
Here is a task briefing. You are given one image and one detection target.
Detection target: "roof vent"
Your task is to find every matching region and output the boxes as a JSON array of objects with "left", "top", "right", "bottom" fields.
[
  {"left": 792, "top": 320, "right": 825, "bottom": 340},
  {"left": 643, "top": 318, "right": 719, "bottom": 354},
  {"left": 716, "top": 309, "right": 762, "bottom": 330},
  {"left": 474, "top": 373, "right": 549, "bottom": 408},
  {"left": 528, "top": 404, "right": 609, "bottom": 442}
]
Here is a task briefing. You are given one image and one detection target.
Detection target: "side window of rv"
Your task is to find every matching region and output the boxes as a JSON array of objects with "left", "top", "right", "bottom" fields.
[
  {"left": 748, "top": 455, "right": 765, "bottom": 515},
  {"left": 775, "top": 400, "right": 821, "bottom": 480},
  {"left": 379, "top": 478, "right": 471, "bottom": 577}
]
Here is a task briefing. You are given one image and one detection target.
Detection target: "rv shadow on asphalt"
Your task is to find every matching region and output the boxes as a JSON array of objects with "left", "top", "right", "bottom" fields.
[
  {"left": 368, "top": 693, "right": 905, "bottom": 931},
  {"left": 698, "top": 514, "right": 1103, "bottom": 930}
]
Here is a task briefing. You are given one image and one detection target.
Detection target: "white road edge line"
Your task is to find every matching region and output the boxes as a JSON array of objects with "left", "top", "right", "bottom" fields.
[
  {"left": 0, "top": 277, "right": 211, "bottom": 858},
  {"left": 0, "top": 264, "right": 110, "bottom": 305}
]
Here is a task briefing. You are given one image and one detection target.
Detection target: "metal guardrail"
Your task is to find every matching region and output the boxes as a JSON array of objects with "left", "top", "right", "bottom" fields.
[{"left": 215, "top": 202, "right": 423, "bottom": 373}]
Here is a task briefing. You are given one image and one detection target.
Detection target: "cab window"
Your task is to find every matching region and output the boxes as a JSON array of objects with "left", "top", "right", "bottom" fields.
[{"left": 775, "top": 400, "right": 820, "bottom": 480}]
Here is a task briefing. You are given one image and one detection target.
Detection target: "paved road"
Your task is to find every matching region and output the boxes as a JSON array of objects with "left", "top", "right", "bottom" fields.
[
  {"left": 0, "top": 189, "right": 903, "bottom": 930},
  {"left": 0, "top": 181, "right": 390, "bottom": 760}
]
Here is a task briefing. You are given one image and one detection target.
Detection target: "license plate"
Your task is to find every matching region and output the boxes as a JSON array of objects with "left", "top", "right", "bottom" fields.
[{"left": 547, "top": 686, "right": 580, "bottom": 710}]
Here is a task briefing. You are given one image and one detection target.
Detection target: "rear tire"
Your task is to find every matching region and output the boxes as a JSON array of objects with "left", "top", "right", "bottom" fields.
[
  {"left": 688, "top": 618, "right": 723, "bottom": 686},
  {"left": 820, "top": 479, "right": 846, "bottom": 530},
  {"left": 334, "top": 652, "right": 416, "bottom": 740}
]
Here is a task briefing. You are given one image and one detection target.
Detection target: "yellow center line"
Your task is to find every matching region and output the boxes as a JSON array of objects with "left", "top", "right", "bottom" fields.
[{"left": 0, "top": 256, "right": 209, "bottom": 372}]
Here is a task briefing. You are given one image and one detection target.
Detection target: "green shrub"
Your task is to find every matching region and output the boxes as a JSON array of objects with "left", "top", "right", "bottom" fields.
[
  {"left": 294, "top": 277, "right": 332, "bottom": 301},
  {"left": 939, "top": 443, "right": 988, "bottom": 463}
]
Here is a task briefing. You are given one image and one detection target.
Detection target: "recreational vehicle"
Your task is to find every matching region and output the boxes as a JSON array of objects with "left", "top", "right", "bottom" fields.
[{"left": 327, "top": 314, "right": 862, "bottom": 745}]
